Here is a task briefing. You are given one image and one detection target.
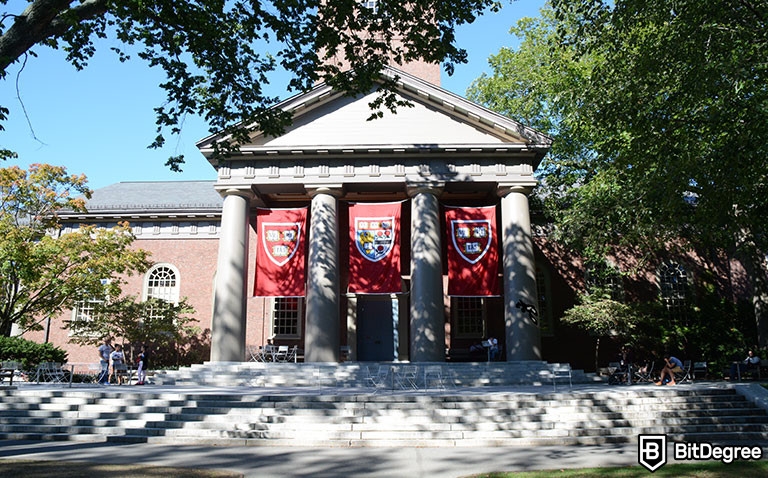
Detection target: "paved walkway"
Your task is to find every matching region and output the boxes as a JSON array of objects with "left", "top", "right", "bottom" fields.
[
  {"left": 0, "top": 439, "right": 642, "bottom": 477},
  {"left": 0, "top": 381, "right": 766, "bottom": 477}
]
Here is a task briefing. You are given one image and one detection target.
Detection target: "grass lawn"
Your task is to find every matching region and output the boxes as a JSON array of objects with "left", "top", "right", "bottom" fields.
[{"left": 466, "top": 460, "right": 768, "bottom": 477}]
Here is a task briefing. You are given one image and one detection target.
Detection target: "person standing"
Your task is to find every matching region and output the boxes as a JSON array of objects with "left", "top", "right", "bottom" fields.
[
  {"left": 97, "top": 336, "right": 113, "bottom": 385},
  {"left": 110, "top": 344, "right": 127, "bottom": 385},
  {"left": 135, "top": 344, "right": 148, "bottom": 385}
]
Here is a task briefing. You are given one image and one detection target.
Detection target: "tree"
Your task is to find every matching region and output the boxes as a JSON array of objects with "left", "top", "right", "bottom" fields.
[
  {"left": 470, "top": 1, "right": 768, "bottom": 345},
  {"left": 66, "top": 295, "right": 200, "bottom": 367},
  {"left": 0, "top": 163, "right": 150, "bottom": 336},
  {"left": 560, "top": 292, "right": 645, "bottom": 372},
  {"left": 0, "top": 0, "right": 501, "bottom": 168}
]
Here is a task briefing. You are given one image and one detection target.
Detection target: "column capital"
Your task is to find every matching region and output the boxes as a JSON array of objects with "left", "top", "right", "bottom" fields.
[
  {"left": 215, "top": 186, "right": 255, "bottom": 200},
  {"left": 496, "top": 183, "right": 536, "bottom": 197},
  {"left": 406, "top": 182, "right": 444, "bottom": 198},
  {"left": 306, "top": 185, "right": 344, "bottom": 199}
]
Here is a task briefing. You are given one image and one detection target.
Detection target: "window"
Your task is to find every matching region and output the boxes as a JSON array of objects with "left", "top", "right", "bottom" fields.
[
  {"left": 271, "top": 297, "right": 302, "bottom": 338},
  {"left": 144, "top": 264, "right": 180, "bottom": 321},
  {"left": 585, "top": 260, "right": 624, "bottom": 302},
  {"left": 659, "top": 262, "right": 689, "bottom": 320},
  {"left": 452, "top": 297, "right": 485, "bottom": 338},
  {"left": 70, "top": 298, "right": 103, "bottom": 337},
  {"left": 359, "top": 0, "right": 378, "bottom": 12},
  {"left": 69, "top": 278, "right": 110, "bottom": 337},
  {"left": 144, "top": 264, "right": 180, "bottom": 303}
]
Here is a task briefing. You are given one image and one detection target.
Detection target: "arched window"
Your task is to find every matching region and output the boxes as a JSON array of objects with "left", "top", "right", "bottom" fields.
[{"left": 144, "top": 264, "right": 180, "bottom": 304}]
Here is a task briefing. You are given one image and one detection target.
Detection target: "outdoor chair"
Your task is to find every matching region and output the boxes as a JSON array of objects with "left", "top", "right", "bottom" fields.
[
  {"left": 608, "top": 361, "right": 631, "bottom": 385},
  {"left": 674, "top": 360, "right": 693, "bottom": 384},
  {"left": 551, "top": 363, "right": 573, "bottom": 391},
  {"left": 693, "top": 361, "right": 708, "bottom": 381},
  {"left": 423, "top": 365, "right": 445, "bottom": 390},
  {"left": 364, "top": 365, "right": 390, "bottom": 392},
  {"left": 634, "top": 362, "right": 655, "bottom": 383},
  {"left": 35, "top": 362, "right": 67, "bottom": 383},
  {"left": 395, "top": 365, "right": 419, "bottom": 390},
  {"left": 273, "top": 345, "right": 289, "bottom": 362}
]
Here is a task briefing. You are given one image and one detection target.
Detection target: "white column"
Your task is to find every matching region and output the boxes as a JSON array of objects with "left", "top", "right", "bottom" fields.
[
  {"left": 499, "top": 185, "right": 541, "bottom": 361},
  {"left": 305, "top": 187, "right": 342, "bottom": 362},
  {"left": 408, "top": 185, "right": 445, "bottom": 362},
  {"left": 210, "top": 189, "right": 252, "bottom": 362}
]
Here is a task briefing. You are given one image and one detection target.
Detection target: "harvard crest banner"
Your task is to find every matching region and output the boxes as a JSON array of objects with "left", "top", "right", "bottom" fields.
[
  {"left": 446, "top": 205, "right": 500, "bottom": 296},
  {"left": 254, "top": 207, "right": 307, "bottom": 297},
  {"left": 348, "top": 202, "right": 402, "bottom": 294}
]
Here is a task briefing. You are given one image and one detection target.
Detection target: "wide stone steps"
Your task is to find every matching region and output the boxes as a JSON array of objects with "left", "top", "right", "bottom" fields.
[
  {"left": 152, "top": 361, "right": 594, "bottom": 388},
  {"left": 0, "top": 386, "right": 766, "bottom": 447}
]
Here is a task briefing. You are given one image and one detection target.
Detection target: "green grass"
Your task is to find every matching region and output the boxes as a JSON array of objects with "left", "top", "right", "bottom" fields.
[{"left": 465, "top": 460, "right": 768, "bottom": 477}]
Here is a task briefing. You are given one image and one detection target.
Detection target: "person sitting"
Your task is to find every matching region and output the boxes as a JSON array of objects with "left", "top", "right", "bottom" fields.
[
  {"left": 730, "top": 350, "right": 761, "bottom": 380},
  {"left": 655, "top": 354, "right": 683, "bottom": 386}
]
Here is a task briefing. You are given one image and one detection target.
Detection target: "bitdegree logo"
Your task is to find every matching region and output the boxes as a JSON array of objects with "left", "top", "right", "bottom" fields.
[
  {"left": 674, "top": 442, "right": 763, "bottom": 464},
  {"left": 639, "top": 434, "right": 764, "bottom": 473}
]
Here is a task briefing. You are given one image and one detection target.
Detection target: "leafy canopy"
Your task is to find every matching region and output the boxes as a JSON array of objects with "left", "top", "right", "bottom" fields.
[
  {"left": 0, "top": 163, "right": 150, "bottom": 337},
  {"left": 0, "top": 0, "right": 501, "bottom": 169}
]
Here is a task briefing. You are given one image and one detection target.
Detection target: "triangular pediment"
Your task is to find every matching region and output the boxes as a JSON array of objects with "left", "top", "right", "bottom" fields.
[{"left": 197, "top": 67, "right": 551, "bottom": 157}]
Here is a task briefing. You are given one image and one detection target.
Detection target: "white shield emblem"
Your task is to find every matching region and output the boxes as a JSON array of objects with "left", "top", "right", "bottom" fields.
[
  {"left": 261, "top": 222, "right": 302, "bottom": 266},
  {"left": 451, "top": 219, "right": 492, "bottom": 264},
  {"left": 354, "top": 216, "right": 395, "bottom": 262},
  {"left": 638, "top": 434, "right": 667, "bottom": 473}
]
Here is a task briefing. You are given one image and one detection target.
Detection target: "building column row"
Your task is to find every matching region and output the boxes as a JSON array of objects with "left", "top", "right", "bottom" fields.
[{"left": 209, "top": 184, "right": 541, "bottom": 363}]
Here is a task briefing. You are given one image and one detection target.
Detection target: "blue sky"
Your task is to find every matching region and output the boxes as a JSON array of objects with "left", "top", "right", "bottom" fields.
[{"left": 1, "top": 0, "right": 544, "bottom": 190}]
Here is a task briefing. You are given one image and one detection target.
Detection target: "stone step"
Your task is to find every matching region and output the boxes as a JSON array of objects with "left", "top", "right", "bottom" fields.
[{"left": 1, "top": 384, "right": 764, "bottom": 447}]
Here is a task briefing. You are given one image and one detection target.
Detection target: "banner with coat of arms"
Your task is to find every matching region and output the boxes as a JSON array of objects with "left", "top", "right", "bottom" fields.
[
  {"left": 446, "top": 205, "right": 500, "bottom": 296},
  {"left": 348, "top": 202, "right": 402, "bottom": 294},
  {"left": 254, "top": 207, "right": 307, "bottom": 297}
]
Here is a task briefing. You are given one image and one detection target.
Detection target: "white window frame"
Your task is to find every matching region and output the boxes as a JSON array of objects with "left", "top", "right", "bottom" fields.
[
  {"left": 143, "top": 263, "right": 181, "bottom": 304},
  {"left": 658, "top": 261, "right": 690, "bottom": 320},
  {"left": 270, "top": 297, "right": 302, "bottom": 339}
]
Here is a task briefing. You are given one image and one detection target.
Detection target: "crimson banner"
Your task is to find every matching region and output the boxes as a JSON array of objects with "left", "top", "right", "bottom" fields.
[
  {"left": 348, "top": 202, "right": 402, "bottom": 294},
  {"left": 446, "top": 205, "right": 500, "bottom": 296},
  {"left": 254, "top": 207, "right": 307, "bottom": 297}
]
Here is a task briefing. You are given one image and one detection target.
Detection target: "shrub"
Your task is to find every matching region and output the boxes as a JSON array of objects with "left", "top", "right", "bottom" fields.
[{"left": 0, "top": 336, "right": 68, "bottom": 371}]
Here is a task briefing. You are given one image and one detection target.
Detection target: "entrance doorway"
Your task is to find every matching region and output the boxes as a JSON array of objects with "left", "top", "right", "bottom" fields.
[{"left": 356, "top": 296, "right": 398, "bottom": 361}]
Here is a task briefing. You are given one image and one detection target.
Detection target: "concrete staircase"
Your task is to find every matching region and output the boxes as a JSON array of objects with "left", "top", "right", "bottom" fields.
[
  {"left": 0, "top": 386, "right": 766, "bottom": 447},
  {"left": 151, "top": 361, "right": 595, "bottom": 388}
]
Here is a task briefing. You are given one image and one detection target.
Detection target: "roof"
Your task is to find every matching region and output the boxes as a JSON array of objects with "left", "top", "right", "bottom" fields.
[
  {"left": 196, "top": 67, "right": 552, "bottom": 163},
  {"left": 62, "top": 181, "right": 222, "bottom": 217}
]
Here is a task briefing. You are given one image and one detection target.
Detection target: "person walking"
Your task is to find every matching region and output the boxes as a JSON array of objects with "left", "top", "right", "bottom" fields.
[{"left": 97, "top": 336, "right": 113, "bottom": 385}]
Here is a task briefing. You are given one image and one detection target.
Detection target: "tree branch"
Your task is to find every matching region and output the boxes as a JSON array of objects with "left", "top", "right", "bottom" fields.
[{"left": 0, "top": 0, "right": 108, "bottom": 74}]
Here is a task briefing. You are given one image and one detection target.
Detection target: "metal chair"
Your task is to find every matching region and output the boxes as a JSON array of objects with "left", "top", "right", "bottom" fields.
[
  {"left": 693, "top": 361, "right": 708, "bottom": 381},
  {"left": 674, "top": 360, "right": 693, "bottom": 383},
  {"left": 423, "top": 365, "right": 445, "bottom": 390},
  {"left": 551, "top": 363, "right": 572, "bottom": 391},
  {"left": 634, "top": 362, "right": 655, "bottom": 383},
  {"left": 35, "top": 362, "right": 67, "bottom": 383},
  {"left": 364, "top": 365, "right": 390, "bottom": 392},
  {"left": 273, "top": 345, "right": 289, "bottom": 362},
  {"left": 395, "top": 365, "right": 419, "bottom": 390},
  {"left": 608, "top": 361, "right": 631, "bottom": 385},
  {"left": 247, "top": 345, "right": 267, "bottom": 362}
]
